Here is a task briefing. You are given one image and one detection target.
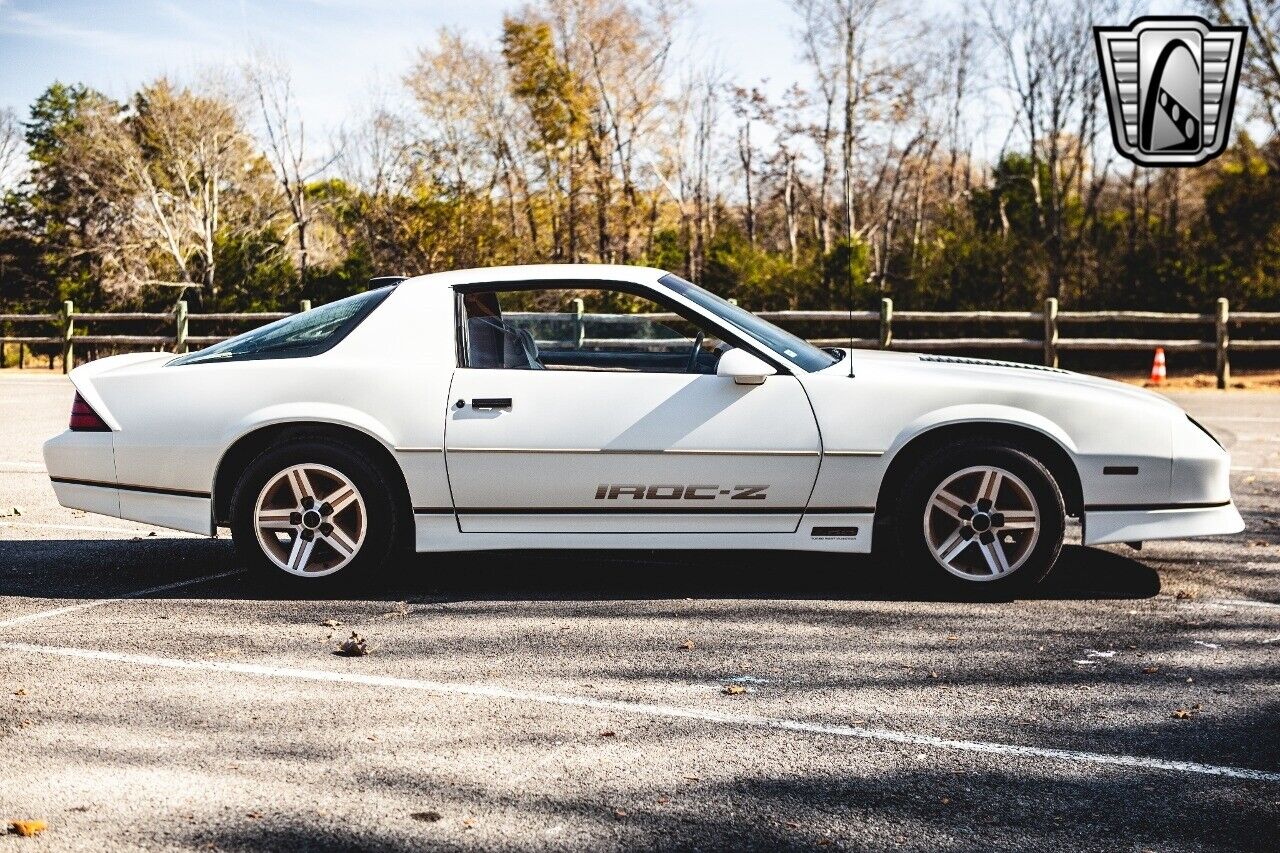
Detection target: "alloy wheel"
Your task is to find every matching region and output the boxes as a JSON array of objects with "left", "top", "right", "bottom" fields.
[
  {"left": 253, "top": 463, "right": 367, "bottom": 577},
  {"left": 922, "top": 465, "right": 1040, "bottom": 581}
]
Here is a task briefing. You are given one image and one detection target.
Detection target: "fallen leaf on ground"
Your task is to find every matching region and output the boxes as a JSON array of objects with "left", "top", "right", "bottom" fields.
[
  {"left": 678, "top": 640, "right": 694, "bottom": 650},
  {"left": 321, "top": 619, "right": 343, "bottom": 628},
  {"left": 722, "top": 684, "right": 747, "bottom": 695},
  {"left": 655, "top": 797, "right": 669, "bottom": 805},
  {"left": 614, "top": 809, "right": 627, "bottom": 818},
  {"left": 1171, "top": 708, "right": 1192, "bottom": 720},
  {"left": 1142, "top": 666, "right": 1160, "bottom": 674},
  {"left": 13, "top": 688, "right": 26, "bottom": 696},
  {"left": 334, "top": 632, "right": 369, "bottom": 657},
  {"left": 462, "top": 817, "right": 476, "bottom": 829},
  {"left": 946, "top": 636, "right": 959, "bottom": 642},
  {"left": 6, "top": 820, "right": 47, "bottom": 837},
  {"left": 410, "top": 811, "right": 442, "bottom": 823},
  {"left": 785, "top": 821, "right": 801, "bottom": 829},
  {"left": 599, "top": 730, "right": 616, "bottom": 738}
]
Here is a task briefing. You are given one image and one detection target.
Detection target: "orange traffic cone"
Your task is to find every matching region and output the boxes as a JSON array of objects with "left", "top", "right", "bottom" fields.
[{"left": 1149, "top": 347, "right": 1167, "bottom": 385}]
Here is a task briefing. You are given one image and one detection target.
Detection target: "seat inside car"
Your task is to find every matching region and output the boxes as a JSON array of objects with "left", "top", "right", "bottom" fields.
[{"left": 463, "top": 292, "right": 543, "bottom": 369}]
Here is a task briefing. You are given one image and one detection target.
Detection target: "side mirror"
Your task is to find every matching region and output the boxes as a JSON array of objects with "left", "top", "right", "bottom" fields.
[{"left": 716, "top": 348, "right": 777, "bottom": 385}]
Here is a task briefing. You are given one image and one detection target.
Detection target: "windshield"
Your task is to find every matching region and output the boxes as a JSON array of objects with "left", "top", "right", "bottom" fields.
[
  {"left": 658, "top": 273, "right": 838, "bottom": 372},
  {"left": 168, "top": 286, "right": 394, "bottom": 366}
]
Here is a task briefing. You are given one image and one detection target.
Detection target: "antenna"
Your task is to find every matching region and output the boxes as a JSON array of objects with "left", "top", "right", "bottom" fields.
[{"left": 847, "top": 248, "right": 856, "bottom": 378}]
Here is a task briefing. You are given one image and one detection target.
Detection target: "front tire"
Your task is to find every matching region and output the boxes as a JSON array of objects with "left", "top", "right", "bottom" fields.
[
  {"left": 230, "top": 438, "right": 400, "bottom": 586},
  {"left": 890, "top": 441, "right": 1065, "bottom": 590}
]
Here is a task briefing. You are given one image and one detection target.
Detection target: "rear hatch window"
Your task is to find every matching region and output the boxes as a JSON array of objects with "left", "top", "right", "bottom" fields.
[{"left": 168, "top": 286, "right": 395, "bottom": 366}]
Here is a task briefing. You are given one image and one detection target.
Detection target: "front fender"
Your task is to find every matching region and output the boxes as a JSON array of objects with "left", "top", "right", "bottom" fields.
[{"left": 885, "top": 404, "right": 1079, "bottom": 460}]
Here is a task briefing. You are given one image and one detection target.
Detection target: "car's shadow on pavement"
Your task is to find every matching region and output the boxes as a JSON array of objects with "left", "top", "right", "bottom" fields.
[
  {"left": 0, "top": 537, "right": 1159, "bottom": 604},
  {"left": 397, "top": 543, "right": 1161, "bottom": 604}
]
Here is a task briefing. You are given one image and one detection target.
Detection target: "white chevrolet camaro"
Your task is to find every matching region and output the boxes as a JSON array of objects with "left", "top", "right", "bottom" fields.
[{"left": 44, "top": 264, "right": 1243, "bottom": 589}]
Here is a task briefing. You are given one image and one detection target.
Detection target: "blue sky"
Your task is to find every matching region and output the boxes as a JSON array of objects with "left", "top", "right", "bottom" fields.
[{"left": 0, "top": 0, "right": 809, "bottom": 136}]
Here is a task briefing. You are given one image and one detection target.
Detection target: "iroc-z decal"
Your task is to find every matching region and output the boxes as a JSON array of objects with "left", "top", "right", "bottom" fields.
[{"left": 594, "top": 484, "right": 769, "bottom": 500}]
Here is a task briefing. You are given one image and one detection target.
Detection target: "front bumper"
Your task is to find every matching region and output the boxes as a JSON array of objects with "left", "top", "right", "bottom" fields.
[{"left": 1084, "top": 501, "right": 1244, "bottom": 546}]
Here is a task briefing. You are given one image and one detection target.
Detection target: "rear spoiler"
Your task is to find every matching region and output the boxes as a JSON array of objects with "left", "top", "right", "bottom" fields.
[{"left": 369, "top": 276, "right": 407, "bottom": 288}]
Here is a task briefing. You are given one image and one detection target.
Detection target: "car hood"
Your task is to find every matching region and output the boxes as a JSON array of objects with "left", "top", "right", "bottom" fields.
[{"left": 825, "top": 348, "right": 1180, "bottom": 412}]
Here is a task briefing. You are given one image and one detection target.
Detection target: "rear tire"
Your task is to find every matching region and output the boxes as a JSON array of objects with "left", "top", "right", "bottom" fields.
[
  {"left": 230, "top": 438, "right": 400, "bottom": 588},
  {"left": 889, "top": 441, "right": 1065, "bottom": 592}
]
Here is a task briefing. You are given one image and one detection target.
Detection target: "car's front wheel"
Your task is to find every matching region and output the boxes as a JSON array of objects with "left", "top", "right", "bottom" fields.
[
  {"left": 892, "top": 442, "right": 1066, "bottom": 590},
  {"left": 230, "top": 439, "right": 400, "bottom": 585}
]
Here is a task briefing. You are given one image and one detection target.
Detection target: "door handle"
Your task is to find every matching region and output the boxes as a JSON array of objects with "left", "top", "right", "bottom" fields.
[{"left": 469, "top": 398, "right": 513, "bottom": 410}]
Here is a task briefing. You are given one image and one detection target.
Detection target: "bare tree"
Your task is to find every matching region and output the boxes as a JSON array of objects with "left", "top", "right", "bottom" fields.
[
  {"left": 728, "top": 84, "right": 772, "bottom": 246},
  {"left": 0, "top": 108, "right": 25, "bottom": 189},
  {"left": 985, "top": 0, "right": 1119, "bottom": 299},
  {"left": 1207, "top": 0, "right": 1280, "bottom": 137},
  {"left": 57, "top": 79, "right": 271, "bottom": 301},
  {"left": 245, "top": 55, "right": 339, "bottom": 298}
]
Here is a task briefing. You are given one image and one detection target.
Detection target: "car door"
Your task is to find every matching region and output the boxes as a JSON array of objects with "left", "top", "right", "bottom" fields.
[{"left": 443, "top": 283, "right": 821, "bottom": 534}]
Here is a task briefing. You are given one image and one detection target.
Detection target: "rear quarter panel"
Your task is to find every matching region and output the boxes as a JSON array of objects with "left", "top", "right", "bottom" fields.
[{"left": 86, "top": 283, "right": 458, "bottom": 514}]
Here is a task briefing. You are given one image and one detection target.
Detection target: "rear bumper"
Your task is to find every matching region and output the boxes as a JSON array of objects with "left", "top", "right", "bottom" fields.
[
  {"left": 43, "top": 430, "right": 212, "bottom": 536},
  {"left": 1084, "top": 501, "right": 1244, "bottom": 546}
]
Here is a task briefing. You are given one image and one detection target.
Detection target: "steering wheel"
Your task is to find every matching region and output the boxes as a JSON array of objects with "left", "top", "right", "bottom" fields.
[{"left": 686, "top": 331, "right": 705, "bottom": 373}]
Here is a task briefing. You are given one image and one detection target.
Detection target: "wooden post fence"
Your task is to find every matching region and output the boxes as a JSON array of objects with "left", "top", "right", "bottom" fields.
[
  {"left": 571, "top": 297, "right": 585, "bottom": 348},
  {"left": 879, "top": 298, "right": 893, "bottom": 349},
  {"left": 1043, "top": 297, "right": 1059, "bottom": 368},
  {"left": 61, "top": 300, "right": 74, "bottom": 374},
  {"left": 174, "top": 300, "right": 188, "bottom": 353},
  {"left": 1, "top": 296, "right": 1277, "bottom": 385},
  {"left": 1216, "top": 297, "right": 1230, "bottom": 389}
]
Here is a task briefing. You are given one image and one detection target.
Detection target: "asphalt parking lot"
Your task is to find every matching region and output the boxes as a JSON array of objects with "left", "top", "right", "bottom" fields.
[{"left": 1, "top": 372, "right": 1278, "bottom": 851}]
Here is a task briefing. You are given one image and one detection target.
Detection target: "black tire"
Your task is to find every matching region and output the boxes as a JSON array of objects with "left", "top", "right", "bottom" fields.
[
  {"left": 887, "top": 441, "right": 1066, "bottom": 592},
  {"left": 230, "top": 438, "right": 401, "bottom": 588}
]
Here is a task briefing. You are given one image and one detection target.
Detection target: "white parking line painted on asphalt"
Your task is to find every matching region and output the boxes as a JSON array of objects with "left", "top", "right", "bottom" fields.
[
  {"left": 1232, "top": 466, "right": 1280, "bottom": 475},
  {"left": 1189, "top": 598, "right": 1280, "bottom": 612},
  {"left": 0, "top": 461, "right": 45, "bottom": 472},
  {"left": 0, "top": 520, "right": 198, "bottom": 536},
  {"left": 2, "top": 640, "right": 1277, "bottom": 784},
  {"left": 0, "top": 570, "right": 242, "bottom": 629}
]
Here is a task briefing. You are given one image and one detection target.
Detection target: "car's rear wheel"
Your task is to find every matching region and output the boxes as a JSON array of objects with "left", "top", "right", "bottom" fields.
[
  {"left": 230, "top": 439, "right": 400, "bottom": 586},
  {"left": 892, "top": 442, "right": 1065, "bottom": 590}
]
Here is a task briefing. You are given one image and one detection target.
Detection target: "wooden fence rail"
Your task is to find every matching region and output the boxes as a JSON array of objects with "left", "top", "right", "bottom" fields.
[{"left": 2, "top": 296, "right": 1278, "bottom": 389}]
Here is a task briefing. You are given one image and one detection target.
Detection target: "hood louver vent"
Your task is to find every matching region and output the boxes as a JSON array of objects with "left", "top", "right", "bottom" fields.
[{"left": 918, "top": 355, "right": 1068, "bottom": 374}]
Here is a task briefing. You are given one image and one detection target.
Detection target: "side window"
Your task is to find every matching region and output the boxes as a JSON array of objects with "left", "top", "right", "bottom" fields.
[{"left": 459, "top": 286, "right": 723, "bottom": 374}]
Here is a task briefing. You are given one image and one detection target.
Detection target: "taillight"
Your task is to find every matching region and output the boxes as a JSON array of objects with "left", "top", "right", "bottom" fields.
[{"left": 69, "top": 392, "right": 110, "bottom": 432}]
